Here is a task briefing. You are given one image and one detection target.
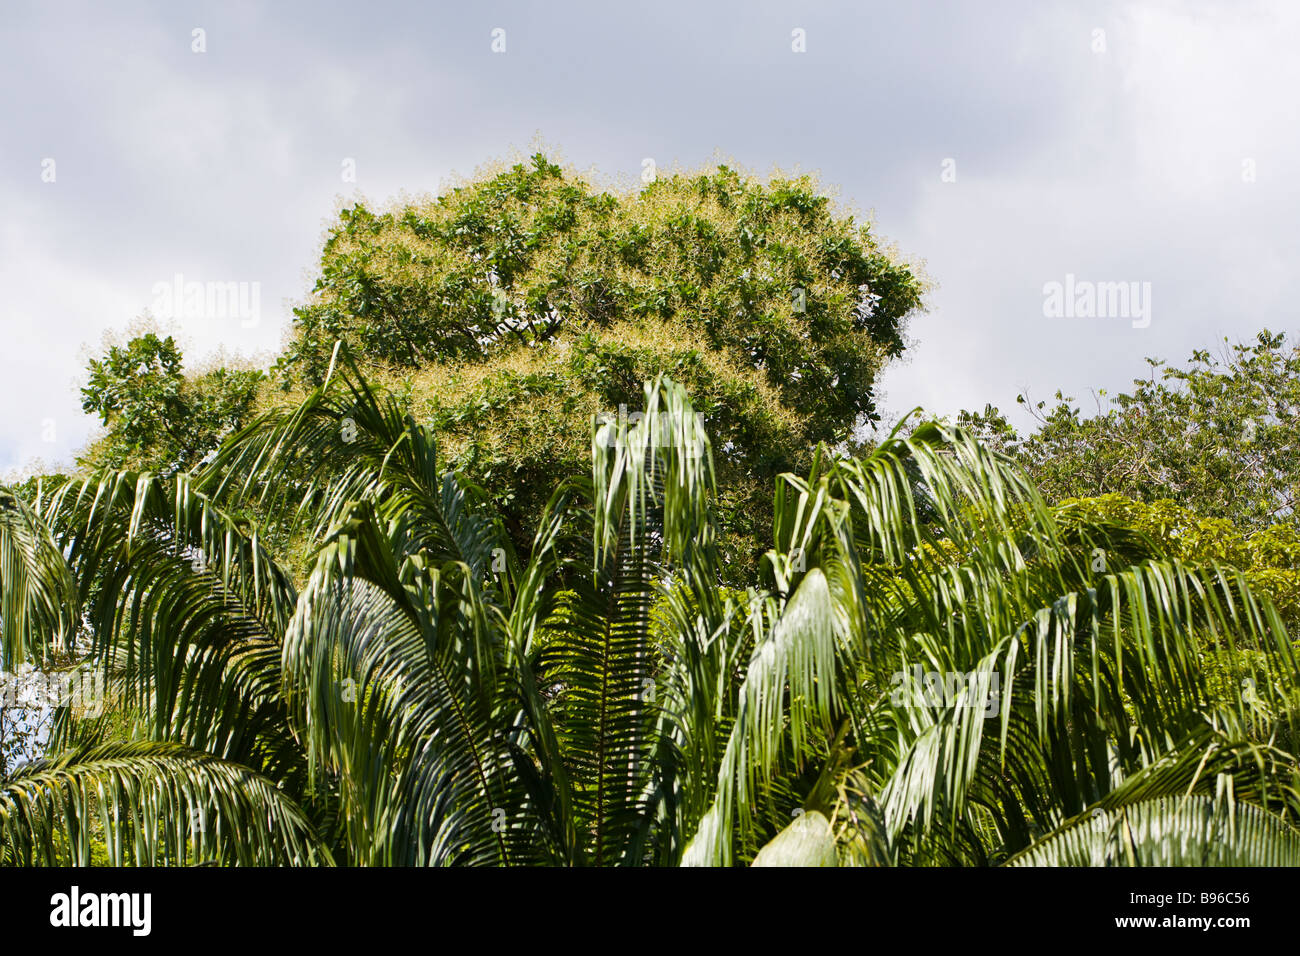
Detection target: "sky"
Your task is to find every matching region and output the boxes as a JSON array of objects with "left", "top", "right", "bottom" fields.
[{"left": 2, "top": 0, "right": 1298, "bottom": 473}]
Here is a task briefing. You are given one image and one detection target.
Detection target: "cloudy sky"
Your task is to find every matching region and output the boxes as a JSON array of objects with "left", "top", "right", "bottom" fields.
[{"left": 2, "top": 0, "right": 1297, "bottom": 473}]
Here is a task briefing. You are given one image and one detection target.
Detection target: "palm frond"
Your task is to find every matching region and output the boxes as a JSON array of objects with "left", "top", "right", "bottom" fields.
[
  {"left": 0, "top": 742, "right": 327, "bottom": 866},
  {"left": 1007, "top": 794, "right": 1300, "bottom": 866},
  {"left": 0, "top": 486, "right": 76, "bottom": 669},
  {"left": 40, "top": 472, "right": 306, "bottom": 787},
  {"left": 284, "top": 506, "right": 528, "bottom": 865}
]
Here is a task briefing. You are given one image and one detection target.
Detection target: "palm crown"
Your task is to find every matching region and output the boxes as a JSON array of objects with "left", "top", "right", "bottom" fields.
[{"left": 2, "top": 348, "right": 1298, "bottom": 866}]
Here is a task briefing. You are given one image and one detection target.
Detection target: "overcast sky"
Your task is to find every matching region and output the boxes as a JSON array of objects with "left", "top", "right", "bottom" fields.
[{"left": 2, "top": 0, "right": 1297, "bottom": 474}]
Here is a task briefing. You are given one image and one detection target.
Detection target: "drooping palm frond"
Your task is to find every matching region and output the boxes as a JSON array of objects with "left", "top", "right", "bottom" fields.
[
  {"left": 0, "top": 741, "right": 327, "bottom": 866},
  {"left": 0, "top": 486, "right": 76, "bottom": 669},
  {"left": 682, "top": 570, "right": 846, "bottom": 867},
  {"left": 871, "top": 562, "right": 1298, "bottom": 863},
  {"left": 686, "top": 416, "right": 1300, "bottom": 866},
  {"left": 39, "top": 471, "right": 307, "bottom": 789},
  {"left": 1007, "top": 794, "right": 1300, "bottom": 866},
  {"left": 283, "top": 504, "right": 531, "bottom": 865},
  {"left": 685, "top": 423, "right": 1044, "bottom": 866}
]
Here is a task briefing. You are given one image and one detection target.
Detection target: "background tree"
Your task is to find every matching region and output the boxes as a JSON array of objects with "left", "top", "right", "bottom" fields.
[
  {"left": 73, "top": 157, "right": 924, "bottom": 571},
  {"left": 79, "top": 330, "right": 264, "bottom": 475},
  {"left": 960, "top": 330, "right": 1300, "bottom": 530},
  {"left": 1052, "top": 494, "right": 1300, "bottom": 624}
]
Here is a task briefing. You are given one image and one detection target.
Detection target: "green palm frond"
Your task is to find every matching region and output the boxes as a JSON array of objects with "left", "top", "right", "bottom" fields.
[
  {"left": 0, "top": 486, "right": 76, "bottom": 669},
  {"left": 683, "top": 570, "right": 845, "bottom": 866},
  {"left": 284, "top": 506, "right": 528, "bottom": 865},
  {"left": 0, "top": 742, "right": 327, "bottom": 866},
  {"left": 1007, "top": 795, "right": 1300, "bottom": 866},
  {"left": 875, "top": 561, "right": 1297, "bottom": 858},
  {"left": 533, "top": 378, "right": 711, "bottom": 865},
  {"left": 201, "top": 346, "right": 509, "bottom": 580},
  {"left": 39, "top": 471, "right": 306, "bottom": 787}
]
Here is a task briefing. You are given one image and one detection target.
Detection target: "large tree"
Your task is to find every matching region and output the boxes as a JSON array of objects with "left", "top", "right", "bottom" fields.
[{"left": 269, "top": 153, "right": 922, "bottom": 566}]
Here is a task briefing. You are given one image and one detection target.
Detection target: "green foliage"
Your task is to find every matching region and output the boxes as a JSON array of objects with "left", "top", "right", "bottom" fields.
[
  {"left": 66, "top": 157, "right": 924, "bottom": 571},
  {"left": 1054, "top": 493, "right": 1300, "bottom": 622},
  {"left": 0, "top": 742, "right": 325, "bottom": 866},
  {"left": 80, "top": 332, "right": 264, "bottom": 474},
  {"left": 963, "top": 330, "right": 1300, "bottom": 529},
  {"left": 1006, "top": 796, "right": 1300, "bottom": 866},
  {"left": 1052, "top": 493, "right": 1300, "bottom": 709},
  {"left": 0, "top": 487, "right": 75, "bottom": 670},
  {"left": 284, "top": 155, "right": 920, "bottom": 405}
]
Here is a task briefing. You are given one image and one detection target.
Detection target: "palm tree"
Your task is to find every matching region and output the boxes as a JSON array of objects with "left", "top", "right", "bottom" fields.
[{"left": 2, "top": 349, "right": 1298, "bottom": 865}]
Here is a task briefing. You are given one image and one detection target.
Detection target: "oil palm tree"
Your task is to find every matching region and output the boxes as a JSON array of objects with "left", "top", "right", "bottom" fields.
[{"left": 2, "top": 348, "right": 1298, "bottom": 865}]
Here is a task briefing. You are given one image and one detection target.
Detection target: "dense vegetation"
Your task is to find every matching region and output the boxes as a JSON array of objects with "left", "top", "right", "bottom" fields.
[{"left": 2, "top": 157, "right": 1299, "bottom": 866}]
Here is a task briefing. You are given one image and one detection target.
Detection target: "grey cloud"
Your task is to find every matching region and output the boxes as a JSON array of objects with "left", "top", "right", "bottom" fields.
[{"left": 2, "top": 0, "right": 1296, "bottom": 470}]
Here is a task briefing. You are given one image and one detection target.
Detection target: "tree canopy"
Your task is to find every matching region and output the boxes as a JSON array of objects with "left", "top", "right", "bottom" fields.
[
  {"left": 77, "top": 154, "right": 924, "bottom": 568},
  {"left": 9, "top": 154, "right": 1300, "bottom": 869}
]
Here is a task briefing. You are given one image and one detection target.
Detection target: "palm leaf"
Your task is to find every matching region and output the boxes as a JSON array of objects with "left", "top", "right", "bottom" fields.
[{"left": 0, "top": 741, "right": 327, "bottom": 866}]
